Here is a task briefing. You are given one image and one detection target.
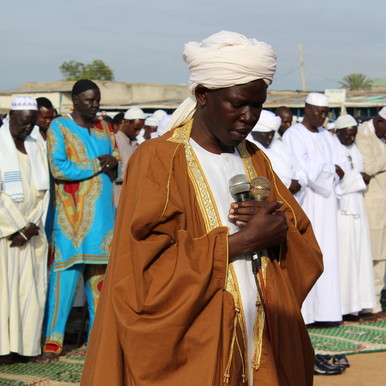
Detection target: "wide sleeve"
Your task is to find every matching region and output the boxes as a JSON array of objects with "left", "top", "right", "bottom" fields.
[
  {"left": 356, "top": 129, "right": 386, "bottom": 177},
  {"left": 82, "top": 142, "right": 231, "bottom": 385},
  {"left": 283, "top": 128, "right": 335, "bottom": 197},
  {"left": 47, "top": 120, "right": 101, "bottom": 181},
  {"left": 0, "top": 191, "right": 28, "bottom": 238}
]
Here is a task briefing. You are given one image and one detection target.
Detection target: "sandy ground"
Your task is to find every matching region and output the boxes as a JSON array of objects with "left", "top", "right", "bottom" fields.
[{"left": 314, "top": 351, "right": 386, "bottom": 386}]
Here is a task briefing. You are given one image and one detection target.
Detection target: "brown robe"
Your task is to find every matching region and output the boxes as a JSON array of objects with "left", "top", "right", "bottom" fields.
[{"left": 81, "top": 121, "right": 323, "bottom": 386}]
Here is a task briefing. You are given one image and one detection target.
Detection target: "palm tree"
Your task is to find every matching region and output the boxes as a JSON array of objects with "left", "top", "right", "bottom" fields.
[{"left": 339, "top": 73, "right": 372, "bottom": 90}]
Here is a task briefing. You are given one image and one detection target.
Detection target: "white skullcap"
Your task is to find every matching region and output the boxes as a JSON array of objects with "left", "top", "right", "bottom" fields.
[
  {"left": 144, "top": 116, "right": 160, "bottom": 127},
  {"left": 252, "top": 110, "right": 281, "bottom": 132},
  {"left": 378, "top": 106, "right": 386, "bottom": 120},
  {"left": 167, "top": 31, "right": 277, "bottom": 131},
  {"left": 335, "top": 114, "right": 357, "bottom": 130},
  {"left": 306, "top": 92, "right": 329, "bottom": 107},
  {"left": 153, "top": 109, "right": 167, "bottom": 121},
  {"left": 124, "top": 107, "right": 146, "bottom": 120},
  {"left": 326, "top": 122, "right": 335, "bottom": 131},
  {"left": 11, "top": 96, "right": 37, "bottom": 111}
]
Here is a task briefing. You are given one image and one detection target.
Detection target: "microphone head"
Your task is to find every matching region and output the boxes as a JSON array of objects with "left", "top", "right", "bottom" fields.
[
  {"left": 250, "top": 176, "right": 270, "bottom": 201},
  {"left": 229, "top": 174, "right": 250, "bottom": 196}
]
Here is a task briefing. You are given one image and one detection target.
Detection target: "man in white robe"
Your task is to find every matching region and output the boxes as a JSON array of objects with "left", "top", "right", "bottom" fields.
[
  {"left": 0, "top": 96, "right": 50, "bottom": 360},
  {"left": 334, "top": 114, "right": 375, "bottom": 316},
  {"left": 113, "top": 107, "right": 144, "bottom": 207},
  {"left": 355, "top": 107, "right": 386, "bottom": 317},
  {"left": 248, "top": 110, "right": 307, "bottom": 204},
  {"left": 283, "top": 93, "right": 345, "bottom": 324}
]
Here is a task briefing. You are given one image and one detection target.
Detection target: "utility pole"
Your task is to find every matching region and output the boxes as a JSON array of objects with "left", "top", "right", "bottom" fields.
[{"left": 298, "top": 43, "right": 307, "bottom": 91}]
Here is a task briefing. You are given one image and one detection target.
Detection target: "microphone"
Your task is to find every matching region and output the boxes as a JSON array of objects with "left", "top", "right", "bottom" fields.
[
  {"left": 250, "top": 176, "right": 270, "bottom": 202},
  {"left": 229, "top": 174, "right": 252, "bottom": 202}
]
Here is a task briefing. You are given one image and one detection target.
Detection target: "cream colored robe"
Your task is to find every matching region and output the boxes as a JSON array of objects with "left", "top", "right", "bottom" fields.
[{"left": 0, "top": 150, "right": 49, "bottom": 356}]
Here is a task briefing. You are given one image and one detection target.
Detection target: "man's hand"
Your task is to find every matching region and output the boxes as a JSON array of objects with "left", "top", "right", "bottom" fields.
[
  {"left": 97, "top": 155, "right": 118, "bottom": 181},
  {"left": 289, "top": 179, "right": 302, "bottom": 194},
  {"left": 335, "top": 165, "right": 345, "bottom": 180},
  {"left": 8, "top": 223, "right": 39, "bottom": 247},
  {"left": 361, "top": 172, "right": 371, "bottom": 185},
  {"left": 228, "top": 201, "right": 288, "bottom": 260}
]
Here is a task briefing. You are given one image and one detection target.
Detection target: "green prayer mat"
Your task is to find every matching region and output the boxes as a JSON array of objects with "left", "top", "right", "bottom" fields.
[
  {"left": 309, "top": 319, "right": 386, "bottom": 355},
  {"left": 0, "top": 348, "right": 85, "bottom": 385}
]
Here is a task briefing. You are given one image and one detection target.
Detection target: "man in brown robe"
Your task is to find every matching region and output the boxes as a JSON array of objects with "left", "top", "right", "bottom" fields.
[{"left": 82, "top": 31, "right": 322, "bottom": 386}]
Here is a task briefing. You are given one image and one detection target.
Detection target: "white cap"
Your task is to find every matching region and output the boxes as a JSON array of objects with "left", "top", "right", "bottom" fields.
[
  {"left": 306, "top": 92, "right": 329, "bottom": 107},
  {"left": 153, "top": 109, "right": 167, "bottom": 121},
  {"left": 252, "top": 110, "right": 281, "bottom": 132},
  {"left": 124, "top": 107, "right": 146, "bottom": 120},
  {"left": 11, "top": 96, "right": 37, "bottom": 111},
  {"left": 335, "top": 114, "right": 357, "bottom": 130},
  {"left": 378, "top": 106, "right": 386, "bottom": 120},
  {"left": 144, "top": 116, "right": 160, "bottom": 127},
  {"left": 326, "top": 122, "right": 335, "bottom": 131}
]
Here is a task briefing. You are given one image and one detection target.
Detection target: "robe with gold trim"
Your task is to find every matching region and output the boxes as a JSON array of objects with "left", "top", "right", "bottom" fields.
[{"left": 81, "top": 121, "right": 323, "bottom": 386}]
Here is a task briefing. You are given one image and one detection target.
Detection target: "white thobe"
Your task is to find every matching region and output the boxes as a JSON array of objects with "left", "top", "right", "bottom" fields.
[
  {"left": 190, "top": 139, "right": 257, "bottom": 383},
  {"left": 334, "top": 138, "right": 376, "bottom": 315},
  {"left": 283, "top": 124, "right": 344, "bottom": 324},
  {"left": 113, "top": 131, "right": 138, "bottom": 207},
  {"left": 0, "top": 152, "right": 49, "bottom": 356},
  {"left": 249, "top": 136, "right": 307, "bottom": 204}
]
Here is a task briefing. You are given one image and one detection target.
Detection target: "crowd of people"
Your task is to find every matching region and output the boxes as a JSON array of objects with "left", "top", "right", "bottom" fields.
[{"left": 0, "top": 30, "right": 385, "bottom": 385}]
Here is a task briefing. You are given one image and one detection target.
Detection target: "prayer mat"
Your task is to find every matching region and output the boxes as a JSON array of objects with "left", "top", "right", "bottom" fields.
[
  {"left": 0, "top": 348, "right": 86, "bottom": 385},
  {"left": 309, "top": 319, "right": 386, "bottom": 355}
]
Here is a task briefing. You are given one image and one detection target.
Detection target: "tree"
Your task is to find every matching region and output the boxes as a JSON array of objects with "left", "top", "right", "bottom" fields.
[
  {"left": 59, "top": 59, "right": 114, "bottom": 81},
  {"left": 339, "top": 73, "right": 372, "bottom": 91}
]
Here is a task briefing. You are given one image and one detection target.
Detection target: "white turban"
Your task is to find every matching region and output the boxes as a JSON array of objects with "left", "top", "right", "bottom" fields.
[
  {"left": 378, "top": 106, "right": 386, "bottom": 120},
  {"left": 11, "top": 96, "right": 37, "bottom": 111},
  {"left": 306, "top": 93, "right": 329, "bottom": 107},
  {"left": 252, "top": 110, "right": 281, "bottom": 132},
  {"left": 167, "top": 31, "right": 277, "bottom": 131},
  {"left": 335, "top": 114, "right": 357, "bottom": 130}
]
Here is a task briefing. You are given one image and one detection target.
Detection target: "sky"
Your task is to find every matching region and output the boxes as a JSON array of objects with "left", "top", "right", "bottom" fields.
[{"left": 1, "top": 0, "right": 385, "bottom": 91}]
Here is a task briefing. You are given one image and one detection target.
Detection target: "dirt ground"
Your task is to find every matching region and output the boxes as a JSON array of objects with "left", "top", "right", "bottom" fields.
[{"left": 314, "top": 351, "right": 386, "bottom": 386}]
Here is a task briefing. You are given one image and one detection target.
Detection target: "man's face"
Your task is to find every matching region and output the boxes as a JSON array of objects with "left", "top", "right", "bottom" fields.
[
  {"left": 251, "top": 130, "right": 275, "bottom": 148},
  {"left": 122, "top": 119, "right": 144, "bottom": 141},
  {"left": 373, "top": 115, "right": 386, "bottom": 141},
  {"left": 37, "top": 106, "right": 54, "bottom": 131},
  {"left": 336, "top": 126, "right": 358, "bottom": 146},
  {"left": 73, "top": 88, "right": 100, "bottom": 121},
  {"left": 9, "top": 110, "right": 38, "bottom": 140},
  {"left": 198, "top": 79, "right": 267, "bottom": 150},
  {"left": 277, "top": 111, "right": 293, "bottom": 136},
  {"left": 304, "top": 104, "right": 329, "bottom": 129}
]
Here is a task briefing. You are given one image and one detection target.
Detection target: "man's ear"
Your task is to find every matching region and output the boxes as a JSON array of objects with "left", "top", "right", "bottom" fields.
[
  {"left": 195, "top": 85, "right": 209, "bottom": 107},
  {"left": 72, "top": 95, "right": 78, "bottom": 107}
]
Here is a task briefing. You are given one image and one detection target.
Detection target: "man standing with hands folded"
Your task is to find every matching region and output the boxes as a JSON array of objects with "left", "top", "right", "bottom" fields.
[
  {"left": 42, "top": 79, "right": 119, "bottom": 360},
  {"left": 83, "top": 32, "right": 322, "bottom": 386}
]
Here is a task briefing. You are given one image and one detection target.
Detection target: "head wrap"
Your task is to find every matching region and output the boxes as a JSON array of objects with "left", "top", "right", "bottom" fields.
[
  {"left": 144, "top": 116, "right": 160, "bottom": 127},
  {"left": 252, "top": 110, "right": 281, "bottom": 132},
  {"left": 167, "top": 31, "right": 277, "bottom": 130},
  {"left": 335, "top": 114, "right": 357, "bottom": 130},
  {"left": 11, "top": 96, "right": 37, "bottom": 111},
  {"left": 306, "top": 92, "right": 329, "bottom": 107},
  {"left": 72, "top": 79, "right": 99, "bottom": 96},
  {"left": 153, "top": 109, "right": 167, "bottom": 121},
  {"left": 378, "top": 106, "right": 386, "bottom": 120},
  {"left": 124, "top": 107, "right": 146, "bottom": 120}
]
